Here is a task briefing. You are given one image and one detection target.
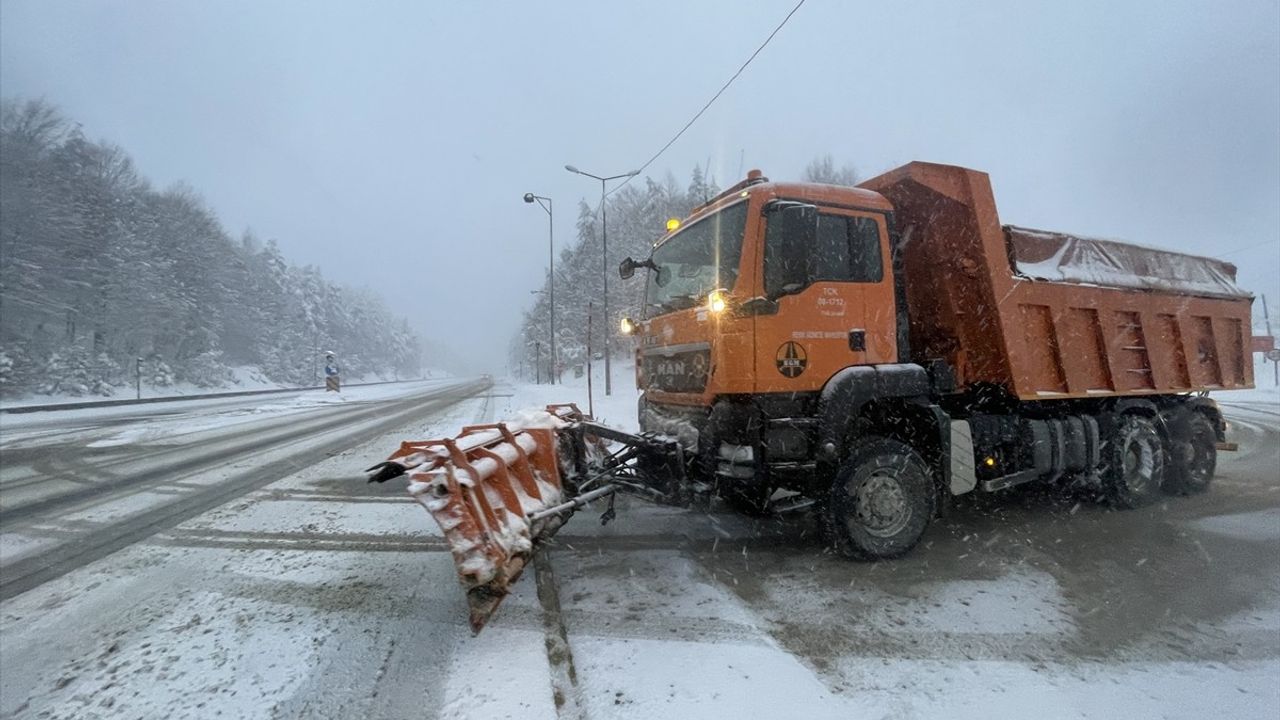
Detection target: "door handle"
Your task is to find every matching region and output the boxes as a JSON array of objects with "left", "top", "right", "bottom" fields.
[{"left": 848, "top": 329, "right": 866, "bottom": 351}]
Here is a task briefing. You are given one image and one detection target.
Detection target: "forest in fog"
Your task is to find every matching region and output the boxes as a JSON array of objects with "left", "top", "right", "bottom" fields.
[{"left": 0, "top": 99, "right": 423, "bottom": 397}]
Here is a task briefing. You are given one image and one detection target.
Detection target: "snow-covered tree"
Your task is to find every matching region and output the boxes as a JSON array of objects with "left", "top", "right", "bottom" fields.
[
  {"left": 802, "top": 154, "right": 858, "bottom": 186},
  {"left": 0, "top": 97, "right": 425, "bottom": 397}
]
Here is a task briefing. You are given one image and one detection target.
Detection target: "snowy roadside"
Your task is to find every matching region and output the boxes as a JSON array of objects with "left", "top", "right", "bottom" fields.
[
  {"left": 0, "top": 365, "right": 455, "bottom": 409},
  {"left": 1209, "top": 357, "right": 1280, "bottom": 406},
  {"left": 1212, "top": 384, "right": 1280, "bottom": 406},
  {"left": 0, "top": 365, "right": 289, "bottom": 408},
  {"left": 0, "top": 378, "right": 458, "bottom": 450},
  {"left": 498, "top": 359, "right": 641, "bottom": 433}
]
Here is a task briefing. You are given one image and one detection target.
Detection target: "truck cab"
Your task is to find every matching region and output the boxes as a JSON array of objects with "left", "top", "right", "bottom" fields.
[
  {"left": 621, "top": 171, "right": 931, "bottom": 510},
  {"left": 629, "top": 170, "right": 900, "bottom": 404}
]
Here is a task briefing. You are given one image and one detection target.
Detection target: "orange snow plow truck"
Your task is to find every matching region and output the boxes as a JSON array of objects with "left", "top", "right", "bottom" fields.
[{"left": 368, "top": 162, "right": 1254, "bottom": 632}]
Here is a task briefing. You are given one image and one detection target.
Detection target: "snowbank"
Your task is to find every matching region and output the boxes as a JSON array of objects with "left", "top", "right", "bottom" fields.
[
  {"left": 499, "top": 358, "right": 641, "bottom": 432},
  {"left": 0, "top": 365, "right": 453, "bottom": 410}
]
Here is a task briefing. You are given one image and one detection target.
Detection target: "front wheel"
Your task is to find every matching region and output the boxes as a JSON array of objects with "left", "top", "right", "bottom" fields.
[{"left": 826, "top": 437, "right": 935, "bottom": 560}]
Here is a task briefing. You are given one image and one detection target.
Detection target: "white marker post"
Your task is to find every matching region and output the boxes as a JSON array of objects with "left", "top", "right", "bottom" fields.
[{"left": 324, "top": 352, "right": 340, "bottom": 392}]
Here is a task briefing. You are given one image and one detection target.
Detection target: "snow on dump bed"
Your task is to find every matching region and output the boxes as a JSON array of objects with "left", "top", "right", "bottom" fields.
[{"left": 1006, "top": 225, "right": 1251, "bottom": 299}]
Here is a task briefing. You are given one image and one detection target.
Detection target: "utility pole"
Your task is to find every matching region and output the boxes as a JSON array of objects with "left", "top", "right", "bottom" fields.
[
  {"left": 586, "top": 301, "right": 594, "bottom": 417},
  {"left": 523, "top": 193, "right": 555, "bottom": 384},
  {"left": 566, "top": 165, "right": 639, "bottom": 396}
]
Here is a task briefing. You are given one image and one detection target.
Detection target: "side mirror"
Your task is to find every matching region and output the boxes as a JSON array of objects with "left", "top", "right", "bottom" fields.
[
  {"left": 763, "top": 201, "right": 818, "bottom": 298},
  {"left": 619, "top": 256, "right": 658, "bottom": 280}
]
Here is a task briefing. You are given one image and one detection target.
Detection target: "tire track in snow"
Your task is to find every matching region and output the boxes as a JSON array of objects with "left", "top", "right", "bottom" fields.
[
  {"left": 0, "top": 381, "right": 489, "bottom": 601},
  {"left": 534, "top": 548, "right": 587, "bottom": 720},
  {"left": 0, "top": 381, "right": 479, "bottom": 523}
]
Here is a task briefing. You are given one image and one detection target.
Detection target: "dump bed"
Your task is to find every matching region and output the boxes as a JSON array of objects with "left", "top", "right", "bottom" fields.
[{"left": 859, "top": 162, "right": 1254, "bottom": 400}]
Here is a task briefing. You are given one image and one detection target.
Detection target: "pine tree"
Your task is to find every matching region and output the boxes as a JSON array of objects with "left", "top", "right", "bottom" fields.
[{"left": 0, "top": 98, "right": 425, "bottom": 397}]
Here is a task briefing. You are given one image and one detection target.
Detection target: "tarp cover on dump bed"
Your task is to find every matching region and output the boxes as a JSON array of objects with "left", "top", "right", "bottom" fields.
[{"left": 1006, "top": 225, "right": 1251, "bottom": 300}]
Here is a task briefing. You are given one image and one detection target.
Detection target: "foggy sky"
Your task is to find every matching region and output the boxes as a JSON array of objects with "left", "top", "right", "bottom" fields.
[{"left": 3, "top": 0, "right": 1278, "bottom": 369}]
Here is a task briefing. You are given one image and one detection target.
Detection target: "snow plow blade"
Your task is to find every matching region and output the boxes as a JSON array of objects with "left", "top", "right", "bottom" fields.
[
  {"left": 366, "top": 404, "right": 591, "bottom": 633},
  {"left": 368, "top": 402, "right": 692, "bottom": 632}
]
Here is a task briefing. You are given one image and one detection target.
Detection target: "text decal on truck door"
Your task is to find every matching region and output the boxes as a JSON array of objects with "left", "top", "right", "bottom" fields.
[{"left": 776, "top": 341, "right": 807, "bottom": 378}]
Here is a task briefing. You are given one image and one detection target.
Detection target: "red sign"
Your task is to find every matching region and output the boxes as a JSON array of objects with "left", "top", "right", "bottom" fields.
[{"left": 1252, "top": 335, "right": 1276, "bottom": 353}]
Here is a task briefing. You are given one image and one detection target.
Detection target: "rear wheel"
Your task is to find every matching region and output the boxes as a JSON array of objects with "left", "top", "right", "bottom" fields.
[
  {"left": 1164, "top": 411, "right": 1216, "bottom": 496},
  {"left": 826, "top": 437, "right": 935, "bottom": 560},
  {"left": 1102, "top": 414, "right": 1166, "bottom": 508}
]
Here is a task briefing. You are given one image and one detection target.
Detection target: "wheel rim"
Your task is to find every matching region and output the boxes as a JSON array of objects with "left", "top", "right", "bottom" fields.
[
  {"left": 1122, "top": 433, "right": 1157, "bottom": 494},
  {"left": 851, "top": 470, "right": 911, "bottom": 538}
]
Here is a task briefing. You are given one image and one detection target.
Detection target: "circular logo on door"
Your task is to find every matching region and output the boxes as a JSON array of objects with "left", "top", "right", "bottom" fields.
[{"left": 776, "top": 341, "right": 807, "bottom": 378}]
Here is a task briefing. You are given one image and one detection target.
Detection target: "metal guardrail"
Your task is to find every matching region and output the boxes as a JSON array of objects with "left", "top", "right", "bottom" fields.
[{"left": 0, "top": 378, "right": 431, "bottom": 415}]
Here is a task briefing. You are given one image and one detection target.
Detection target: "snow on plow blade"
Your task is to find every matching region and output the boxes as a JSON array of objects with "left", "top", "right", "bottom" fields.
[{"left": 366, "top": 404, "right": 588, "bottom": 633}]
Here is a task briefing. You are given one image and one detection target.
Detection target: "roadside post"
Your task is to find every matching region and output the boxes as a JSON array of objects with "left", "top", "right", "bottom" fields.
[
  {"left": 135, "top": 357, "right": 143, "bottom": 400},
  {"left": 324, "top": 352, "right": 340, "bottom": 392}
]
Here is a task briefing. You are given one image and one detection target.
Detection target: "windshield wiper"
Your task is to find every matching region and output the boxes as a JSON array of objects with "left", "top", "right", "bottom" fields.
[{"left": 648, "top": 294, "right": 702, "bottom": 314}]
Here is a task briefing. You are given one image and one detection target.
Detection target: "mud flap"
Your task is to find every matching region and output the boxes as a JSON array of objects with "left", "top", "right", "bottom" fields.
[{"left": 948, "top": 419, "right": 977, "bottom": 495}]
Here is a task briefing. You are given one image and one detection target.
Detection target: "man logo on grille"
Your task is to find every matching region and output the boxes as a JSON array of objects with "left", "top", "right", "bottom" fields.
[
  {"left": 691, "top": 352, "right": 709, "bottom": 381},
  {"left": 776, "top": 341, "right": 807, "bottom": 378}
]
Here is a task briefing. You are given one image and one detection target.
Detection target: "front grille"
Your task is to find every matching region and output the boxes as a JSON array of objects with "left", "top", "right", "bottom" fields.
[{"left": 641, "top": 345, "right": 710, "bottom": 393}]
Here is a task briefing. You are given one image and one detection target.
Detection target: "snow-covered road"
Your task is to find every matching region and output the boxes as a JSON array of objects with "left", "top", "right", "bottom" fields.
[
  {"left": 537, "top": 386, "right": 1280, "bottom": 719},
  {"left": 1, "top": 374, "right": 1277, "bottom": 719},
  {"left": 0, "top": 378, "right": 486, "bottom": 599}
]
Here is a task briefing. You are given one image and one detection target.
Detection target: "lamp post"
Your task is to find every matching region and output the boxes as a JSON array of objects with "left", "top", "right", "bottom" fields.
[
  {"left": 564, "top": 164, "right": 639, "bottom": 396},
  {"left": 523, "top": 193, "right": 555, "bottom": 384}
]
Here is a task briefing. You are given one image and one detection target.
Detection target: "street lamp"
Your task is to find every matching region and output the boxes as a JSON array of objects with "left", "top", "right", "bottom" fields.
[
  {"left": 523, "top": 192, "right": 555, "bottom": 384},
  {"left": 564, "top": 164, "right": 639, "bottom": 396}
]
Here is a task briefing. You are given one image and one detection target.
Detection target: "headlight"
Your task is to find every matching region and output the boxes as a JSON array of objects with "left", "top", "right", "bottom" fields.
[
  {"left": 619, "top": 317, "right": 636, "bottom": 335},
  {"left": 707, "top": 289, "right": 728, "bottom": 314}
]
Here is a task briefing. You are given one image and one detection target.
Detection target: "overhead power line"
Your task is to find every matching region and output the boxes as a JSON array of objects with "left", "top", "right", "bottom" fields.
[
  {"left": 606, "top": 0, "right": 806, "bottom": 198},
  {"left": 1217, "top": 237, "right": 1279, "bottom": 258}
]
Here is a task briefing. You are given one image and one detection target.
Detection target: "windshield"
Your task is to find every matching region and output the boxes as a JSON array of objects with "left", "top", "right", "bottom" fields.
[{"left": 645, "top": 201, "right": 748, "bottom": 317}]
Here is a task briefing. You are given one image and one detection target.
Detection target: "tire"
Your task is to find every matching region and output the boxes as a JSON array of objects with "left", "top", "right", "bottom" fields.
[
  {"left": 1164, "top": 411, "right": 1216, "bottom": 496},
  {"left": 826, "top": 436, "right": 935, "bottom": 560},
  {"left": 1102, "top": 414, "right": 1167, "bottom": 508},
  {"left": 720, "top": 483, "right": 774, "bottom": 516}
]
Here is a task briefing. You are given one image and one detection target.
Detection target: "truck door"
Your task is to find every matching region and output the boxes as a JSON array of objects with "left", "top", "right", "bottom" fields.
[{"left": 752, "top": 203, "right": 896, "bottom": 395}]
